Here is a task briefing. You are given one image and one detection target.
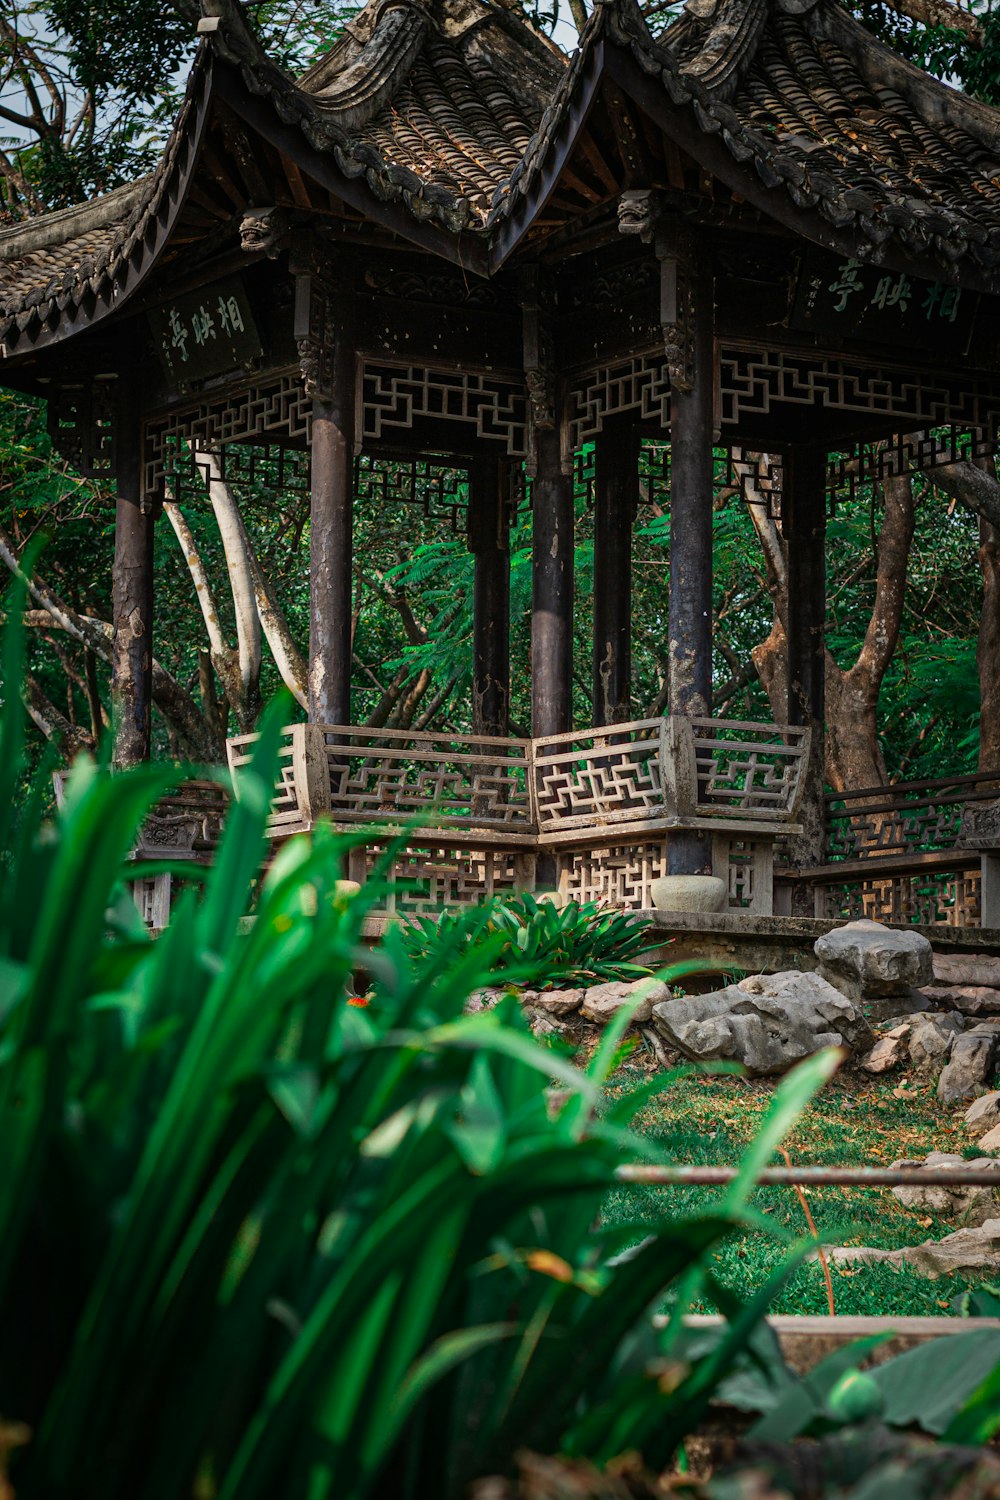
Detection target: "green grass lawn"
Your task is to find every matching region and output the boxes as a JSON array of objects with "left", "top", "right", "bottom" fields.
[{"left": 602, "top": 1060, "right": 994, "bottom": 1317}]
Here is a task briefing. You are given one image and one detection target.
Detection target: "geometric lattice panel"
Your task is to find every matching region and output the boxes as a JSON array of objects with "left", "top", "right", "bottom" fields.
[{"left": 819, "top": 867, "right": 982, "bottom": 927}]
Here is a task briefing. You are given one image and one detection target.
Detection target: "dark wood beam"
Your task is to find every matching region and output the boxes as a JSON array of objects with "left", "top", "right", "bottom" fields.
[
  {"left": 665, "top": 226, "right": 714, "bottom": 876},
  {"left": 296, "top": 254, "right": 356, "bottom": 724},
  {"left": 112, "top": 375, "right": 153, "bottom": 767},
  {"left": 593, "top": 424, "right": 636, "bottom": 726},
  {"left": 469, "top": 454, "right": 510, "bottom": 737},
  {"left": 532, "top": 423, "right": 574, "bottom": 739}
]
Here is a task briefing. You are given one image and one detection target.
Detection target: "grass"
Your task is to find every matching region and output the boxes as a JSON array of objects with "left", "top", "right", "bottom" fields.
[{"left": 602, "top": 1061, "right": 993, "bottom": 1318}]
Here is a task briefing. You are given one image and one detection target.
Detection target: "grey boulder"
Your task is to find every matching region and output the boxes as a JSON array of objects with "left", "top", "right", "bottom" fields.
[
  {"left": 966, "top": 1092, "right": 1000, "bottom": 1133},
  {"left": 815, "top": 919, "right": 933, "bottom": 999},
  {"left": 922, "top": 985, "right": 1000, "bottom": 1016},
  {"left": 938, "top": 1026, "right": 1000, "bottom": 1104},
  {"left": 828, "top": 1220, "right": 1000, "bottom": 1278},
  {"left": 889, "top": 1151, "right": 1000, "bottom": 1226},
  {"left": 651, "top": 970, "right": 870, "bottom": 1076}
]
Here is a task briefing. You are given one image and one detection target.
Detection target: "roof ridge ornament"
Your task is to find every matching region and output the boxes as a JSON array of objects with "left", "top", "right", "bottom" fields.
[{"left": 677, "top": 0, "right": 770, "bottom": 99}]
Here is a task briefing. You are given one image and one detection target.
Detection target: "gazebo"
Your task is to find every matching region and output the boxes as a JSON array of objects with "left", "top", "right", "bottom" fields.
[{"left": 4, "top": 0, "right": 1000, "bottom": 923}]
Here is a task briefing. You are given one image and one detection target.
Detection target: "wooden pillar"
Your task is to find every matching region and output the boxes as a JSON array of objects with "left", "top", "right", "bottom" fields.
[
  {"left": 112, "top": 378, "right": 153, "bottom": 767},
  {"left": 532, "top": 424, "right": 574, "bottom": 739},
  {"left": 593, "top": 425, "right": 636, "bottom": 727},
  {"left": 665, "top": 232, "right": 714, "bottom": 875},
  {"left": 296, "top": 257, "right": 355, "bottom": 725},
  {"left": 784, "top": 444, "right": 828, "bottom": 869},
  {"left": 469, "top": 455, "right": 510, "bottom": 738}
]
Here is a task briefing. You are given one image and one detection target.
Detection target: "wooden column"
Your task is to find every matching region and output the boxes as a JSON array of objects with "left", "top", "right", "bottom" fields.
[
  {"left": 665, "top": 231, "right": 714, "bottom": 875},
  {"left": 532, "top": 424, "right": 574, "bottom": 739},
  {"left": 593, "top": 425, "right": 636, "bottom": 727},
  {"left": 784, "top": 444, "right": 828, "bottom": 870},
  {"left": 112, "top": 378, "right": 153, "bottom": 767},
  {"left": 469, "top": 455, "right": 510, "bottom": 738},
  {"left": 296, "top": 257, "right": 356, "bottom": 725}
]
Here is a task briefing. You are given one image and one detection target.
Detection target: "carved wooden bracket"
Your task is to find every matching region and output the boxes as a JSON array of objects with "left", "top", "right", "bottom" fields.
[
  {"left": 655, "top": 221, "right": 698, "bottom": 395},
  {"left": 618, "top": 192, "right": 699, "bottom": 393},
  {"left": 290, "top": 234, "right": 351, "bottom": 405},
  {"left": 239, "top": 206, "right": 290, "bottom": 259}
]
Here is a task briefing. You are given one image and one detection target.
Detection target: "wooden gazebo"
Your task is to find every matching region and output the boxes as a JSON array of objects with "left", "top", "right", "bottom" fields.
[{"left": 4, "top": 0, "right": 1000, "bottom": 921}]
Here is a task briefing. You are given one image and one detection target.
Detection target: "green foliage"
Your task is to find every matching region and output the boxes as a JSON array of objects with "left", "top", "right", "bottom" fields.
[
  {"left": 398, "top": 892, "right": 665, "bottom": 988},
  {"left": 0, "top": 588, "right": 845, "bottom": 1499}
]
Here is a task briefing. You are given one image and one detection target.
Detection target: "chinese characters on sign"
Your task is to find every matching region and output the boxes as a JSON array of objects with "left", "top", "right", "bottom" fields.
[
  {"left": 150, "top": 276, "right": 263, "bottom": 383},
  {"left": 790, "top": 250, "right": 974, "bottom": 354}
]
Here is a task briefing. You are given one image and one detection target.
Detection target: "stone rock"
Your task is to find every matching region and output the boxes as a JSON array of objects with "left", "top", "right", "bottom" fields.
[
  {"left": 889, "top": 1152, "right": 1000, "bottom": 1226},
  {"left": 939, "top": 1027, "right": 1000, "bottom": 1104},
  {"left": 966, "top": 1092, "right": 1000, "bottom": 1132},
  {"left": 815, "top": 919, "right": 933, "bottom": 999},
  {"left": 522, "top": 1006, "right": 576, "bottom": 1040},
  {"left": 651, "top": 969, "right": 871, "bottom": 1076},
  {"left": 529, "top": 988, "right": 585, "bottom": 1017},
  {"left": 908, "top": 1017, "right": 961, "bottom": 1077},
  {"left": 580, "top": 980, "right": 654, "bottom": 1025},
  {"left": 922, "top": 985, "right": 1000, "bottom": 1016},
  {"left": 649, "top": 874, "right": 727, "bottom": 913},
  {"left": 933, "top": 953, "right": 1000, "bottom": 990},
  {"left": 828, "top": 1220, "right": 1000, "bottom": 1278},
  {"left": 861, "top": 1024, "right": 911, "bottom": 1075},
  {"left": 464, "top": 987, "right": 507, "bottom": 1013},
  {"left": 980, "top": 1123, "right": 1000, "bottom": 1152}
]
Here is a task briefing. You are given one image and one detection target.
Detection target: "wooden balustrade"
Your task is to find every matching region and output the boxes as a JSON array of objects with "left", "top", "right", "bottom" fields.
[
  {"left": 805, "top": 772, "right": 1000, "bottom": 928},
  {"left": 226, "top": 717, "right": 809, "bottom": 915}
]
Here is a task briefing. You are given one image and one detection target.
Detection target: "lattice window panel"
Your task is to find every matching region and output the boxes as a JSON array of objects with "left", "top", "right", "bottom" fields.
[
  {"left": 719, "top": 347, "right": 1000, "bottom": 432},
  {"left": 353, "top": 454, "right": 470, "bottom": 533},
  {"left": 47, "top": 379, "right": 117, "bottom": 479},
  {"left": 722, "top": 839, "right": 757, "bottom": 910},
  {"left": 820, "top": 868, "right": 982, "bottom": 926},
  {"left": 572, "top": 442, "right": 774, "bottom": 515},
  {"left": 559, "top": 841, "right": 668, "bottom": 910},
  {"left": 827, "top": 424, "right": 999, "bottom": 508},
  {"left": 362, "top": 362, "right": 527, "bottom": 456},
  {"left": 359, "top": 843, "right": 523, "bottom": 914},
  {"left": 569, "top": 354, "right": 671, "bottom": 450},
  {"left": 145, "top": 371, "right": 311, "bottom": 498}
]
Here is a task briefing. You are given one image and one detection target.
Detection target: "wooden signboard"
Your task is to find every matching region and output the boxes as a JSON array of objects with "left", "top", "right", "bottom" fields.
[
  {"left": 790, "top": 248, "right": 976, "bottom": 355},
  {"left": 149, "top": 275, "right": 262, "bottom": 383}
]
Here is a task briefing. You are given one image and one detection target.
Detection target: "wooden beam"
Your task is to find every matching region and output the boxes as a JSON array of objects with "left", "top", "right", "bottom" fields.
[
  {"left": 469, "top": 455, "right": 510, "bottom": 737},
  {"left": 532, "top": 423, "right": 574, "bottom": 740},
  {"left": 593, "top": 424, "right": 636, "bottom": 726},
  {"left": 112, "top": 375, "right": 153, "bottom": 767},
  {"left": 296, "top": 253, "right": 357, "bottom": 724},
  {"left": 665, "top": 225, "right": 714, "bottom": 876}
]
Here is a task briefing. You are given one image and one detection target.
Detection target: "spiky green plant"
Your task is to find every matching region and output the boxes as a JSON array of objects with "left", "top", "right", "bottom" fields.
[
  {"left": 0, "top": 576, "right": 840, "bottom": 1500},
  {"left": 399, "top": 891, "right": 663, "bottom": 989}
]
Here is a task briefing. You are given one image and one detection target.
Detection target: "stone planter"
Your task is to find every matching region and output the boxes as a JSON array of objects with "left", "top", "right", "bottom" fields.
[{"left": 649, "top": 874, "right": 727, "bottom": 913}]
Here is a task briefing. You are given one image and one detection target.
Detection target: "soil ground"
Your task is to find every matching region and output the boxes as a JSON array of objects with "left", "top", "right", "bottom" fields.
[{"left": 602, "top": 1058, "right": 994, "bottom": 1317}]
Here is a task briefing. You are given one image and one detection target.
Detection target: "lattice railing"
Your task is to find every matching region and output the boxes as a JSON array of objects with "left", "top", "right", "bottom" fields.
[
  {"left": 825, "top": 772, "right": 1000, "bottom": 859},
  {"left": 688, "top": 718, "right": 810, "bottom": 821},
  {"left": 227, "top": 724, "right": 533, "bottom": 837},
  {"left": 531, "top": 721, "right": 666, "bottom": 833}
]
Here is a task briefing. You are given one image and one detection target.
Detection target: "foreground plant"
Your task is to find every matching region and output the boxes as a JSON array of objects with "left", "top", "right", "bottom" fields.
[
  {"left": 400, "top": 891, "right": 662, "bottom": 988},
  {"left": 0, "top": 584, "right": 962, "bottom": 1500}
]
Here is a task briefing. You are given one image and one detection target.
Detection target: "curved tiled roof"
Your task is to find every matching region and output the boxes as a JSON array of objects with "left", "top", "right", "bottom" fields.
[
  {"left": 646, "top": 0, "right": 1000, "bottom": 276},
  {"left": 7, "top": 0, "right": 1000, "bottom": 360},
  {"left": 0, "top": 51, "right": 212, "bottom": 355}
]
